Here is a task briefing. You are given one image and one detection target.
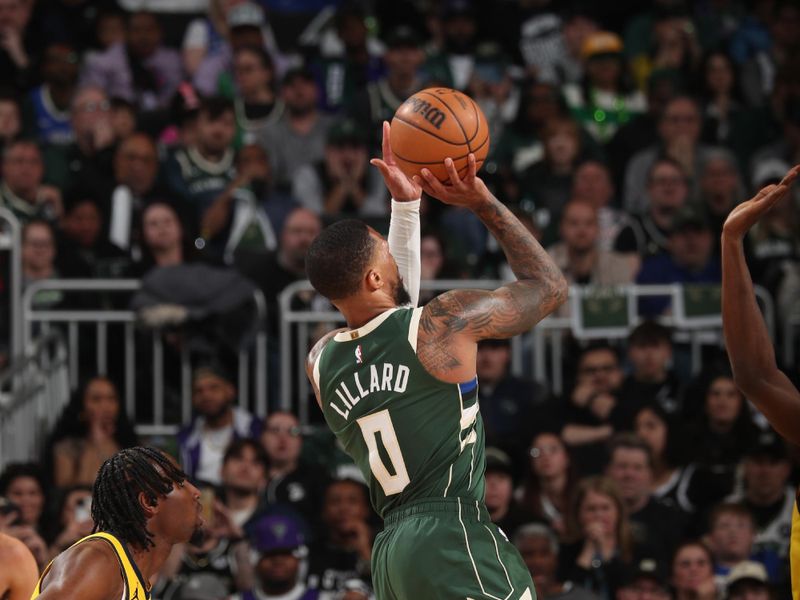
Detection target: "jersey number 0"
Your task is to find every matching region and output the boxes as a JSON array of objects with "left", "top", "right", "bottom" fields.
[{"left": 357, "top": 409, "right": 411, "bottom": 496}]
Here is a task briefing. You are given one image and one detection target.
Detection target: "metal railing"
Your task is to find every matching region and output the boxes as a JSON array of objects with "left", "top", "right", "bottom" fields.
[
  {"left": 21, "top": 279, "right": 268, "bottom": 436},
  {"left": 279, "top": 280, "right": 777, "bottom": 416},
  {"left": 0, "top": 331, "right": 69, "bottom": 471}
]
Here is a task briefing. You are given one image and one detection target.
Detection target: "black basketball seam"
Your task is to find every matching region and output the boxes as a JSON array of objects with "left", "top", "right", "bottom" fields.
[
  {"left": 465, "top": 98, "right": 481, "bottom": 143},
  {"left": 392, "top": 132, "right": 489, "bottom": 165},
  {"left": 393, "top": 114, "right": 467, "bottom": 146},
  {"left": 417, "top": 90, "right": 472, "bottom": 153}
]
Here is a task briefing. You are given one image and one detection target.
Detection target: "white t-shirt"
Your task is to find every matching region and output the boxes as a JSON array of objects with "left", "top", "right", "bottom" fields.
[{"left": 196, "top": 425, "right": 233, "bottom": 485}]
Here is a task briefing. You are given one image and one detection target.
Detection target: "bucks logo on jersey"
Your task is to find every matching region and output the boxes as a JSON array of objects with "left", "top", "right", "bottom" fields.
[{"left": 314, "top": 307, "right": 485, "bottom": 517}]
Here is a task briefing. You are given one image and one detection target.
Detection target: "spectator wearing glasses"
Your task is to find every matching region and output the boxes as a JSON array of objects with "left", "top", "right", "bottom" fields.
[
  {"left": 260, "top": 411, "right": 330, "bottom": 526},
  {"left": 0, "top": 139, "right": 63, "bottom": 225}
]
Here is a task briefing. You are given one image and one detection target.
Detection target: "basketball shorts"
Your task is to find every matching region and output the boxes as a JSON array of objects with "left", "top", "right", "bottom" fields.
[{"left": 372, "top": 497, "right": 536, "bottom": 600}]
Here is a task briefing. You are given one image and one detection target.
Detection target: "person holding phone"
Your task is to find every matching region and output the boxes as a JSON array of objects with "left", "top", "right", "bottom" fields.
[{"left": 48, "top": 485, "right": 94, "bottom": 558}]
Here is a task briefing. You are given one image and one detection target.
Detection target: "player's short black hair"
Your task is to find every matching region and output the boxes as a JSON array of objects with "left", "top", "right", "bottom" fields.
[
  {"left": 306, "top": 219, "right": 376, "bottom": 301},
  {"left": 92, "top": 447, "right": 188, "bottom": 550}
]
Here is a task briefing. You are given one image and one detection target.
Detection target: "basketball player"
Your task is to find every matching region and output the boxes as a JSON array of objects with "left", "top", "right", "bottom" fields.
[
  {"left": 0, "top": 531, "right": 38, "bottom": 600},
  {"left": 305, "top": 135, "right": 568, "bottom": 599},
  {"left": 31, "top": 447, "right": 204, "bottom": 600},
  {"left": 721, "top": 164, "right": 800, "bottom": 598}
]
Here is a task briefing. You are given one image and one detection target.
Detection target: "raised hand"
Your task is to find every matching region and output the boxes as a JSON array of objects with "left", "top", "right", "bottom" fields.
[
  {"left": 370, "top": 121, "right": 421, "bottom": 202},
  {"left": 412, "top": 154, "right": 491, "bottom": 210},
  {"left": 722, "top": 164, "right": 800, "bottom": 240}
]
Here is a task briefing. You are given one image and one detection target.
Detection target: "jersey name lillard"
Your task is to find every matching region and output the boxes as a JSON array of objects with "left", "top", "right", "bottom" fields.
[{"left": 330, "top": 362, "right": 410, "bottom": 420}]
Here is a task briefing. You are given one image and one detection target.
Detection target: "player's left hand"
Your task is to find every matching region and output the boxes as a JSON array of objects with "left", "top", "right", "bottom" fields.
[
  {"left": 722, "top": 164, "right": 800, "bottom": 241},
  {"left": 370, "top": 121, "right": 422, "bottom": 202},
  {"left": 414, "top": 154, "right": 491, "bottom": 210}
]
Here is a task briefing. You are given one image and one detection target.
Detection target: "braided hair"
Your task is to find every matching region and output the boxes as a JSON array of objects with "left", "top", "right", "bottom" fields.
[{"left": 91, "top": 447, "right": 187, "bottom": 550}]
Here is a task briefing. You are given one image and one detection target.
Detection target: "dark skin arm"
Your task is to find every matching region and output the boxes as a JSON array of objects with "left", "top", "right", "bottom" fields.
[
  {"left": 36, "top": 539, "right": 125, "bottom": 600},
  {"left": 413, "top": 155, "right": 568, "bottom": 382},
  {"left": 721, "top": 164, "right": 800, "bottom": 445}
]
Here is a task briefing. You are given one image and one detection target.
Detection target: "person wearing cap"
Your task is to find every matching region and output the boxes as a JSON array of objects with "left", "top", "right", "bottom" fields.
[
  {"left": 562, "top": 31, "right": 646, "bottom": 144},
  {"left": 514, "top": 523, "right": 602, "bottom": 600},
  {"left": 347, "top": 24, "right": 427, "bottom": 152},
  {"left": 636, "top": 201, "right": 721, "bottom": 317},
  {"left": 485, "top": 447, "right": 538, "bottom": 539},
  {"left": 260, "top": 66, "right": 333, "bottom": 191},
  {"left": 725, "top": 431, "right": 794, "bottom": 561},
  {"left": 291, "top": 118, "right": 387, "bottom": 218},
  {"left": 617, "top": 559, "right": 672, "bottom": 600},
  {"left": 234, "top": 513, "right": 318, "bottom": 600},
  {"left": 724, "top": 561, "right": 771, "bottom": 600},
  {"left": 177, "top": 364, "right": 262, "bottom": 486}
]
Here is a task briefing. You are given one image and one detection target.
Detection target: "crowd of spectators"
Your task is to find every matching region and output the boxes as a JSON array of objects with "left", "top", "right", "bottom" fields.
[{"left": 0, "top": 0, "right": 800, "bottom": 599}]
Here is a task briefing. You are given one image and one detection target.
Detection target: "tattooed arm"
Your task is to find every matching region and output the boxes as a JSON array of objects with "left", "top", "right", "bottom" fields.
[{"left": 413, "top": 155, "right": 568, "bottom": 382}]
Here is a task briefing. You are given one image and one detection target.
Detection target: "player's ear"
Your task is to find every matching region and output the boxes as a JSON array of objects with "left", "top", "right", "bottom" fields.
[
  {"left": 138, "top": 491, "right": 159, "bottom": 517},
  {"left": 365, "top": 268, "right": 383, "bottom": 292}
]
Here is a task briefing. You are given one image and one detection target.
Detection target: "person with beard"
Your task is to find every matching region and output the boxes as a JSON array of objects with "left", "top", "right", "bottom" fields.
[
  {"left": 24, "top": 42, "right": 79, "bottom": 146},
  {"left": 165, "top": 96, "right": 237, "bottom": 223},
  {"left": 260, "top": 412, "right": 330, "bottom": 532},
  {"left": 31, "top": 447, "right": 206, "bottom": 600},
  {"left": 424, "top": 0, "right": 479, "bottom": 92},
  {"left": 260, "top": 67, "right": 332, "bottom": 191},
  {"left": 178, "top": 365, "right": 262, "bottom": 487},
  {"left": 614, "top": 157, "right": 689, "bottom": 259},
  {"left": 236, "top": 514, "right": 318, "bottom": 600}
]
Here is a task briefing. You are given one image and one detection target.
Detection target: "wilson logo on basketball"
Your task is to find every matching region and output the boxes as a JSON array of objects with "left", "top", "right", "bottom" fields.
[{"left": 403, "top": 97, "right": 446, "bottom": 129}]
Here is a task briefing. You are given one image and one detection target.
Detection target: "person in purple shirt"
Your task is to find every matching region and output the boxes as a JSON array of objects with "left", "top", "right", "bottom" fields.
[
  {"left": 80, "top": 11, "right": 182, "bottom": 112},
  {"left": 636, "top": 204, "right": 721, "bottom": 317}
]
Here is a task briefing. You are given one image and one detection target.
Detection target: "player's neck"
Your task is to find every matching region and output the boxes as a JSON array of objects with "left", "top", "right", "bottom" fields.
[
  {"left": 337, "top": 297, "right": 397, "bottom": 330},
  {"left": 129, "top": 541, "right": 172, "bottom": 590}
]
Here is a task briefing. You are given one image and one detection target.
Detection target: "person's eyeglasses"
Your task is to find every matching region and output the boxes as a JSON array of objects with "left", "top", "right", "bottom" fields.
[
  {"left": 266, "top": 425, "right": 301, "bottom": 437},
  {"left": 530, "top": 445, "right": 562, "bottom": 458},
  {"left": 75, "top": 100, "right": 110, "bottom": 114}
]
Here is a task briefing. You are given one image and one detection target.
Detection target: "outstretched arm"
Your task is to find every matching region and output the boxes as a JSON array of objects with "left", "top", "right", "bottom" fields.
[
  {"left": 721, "top": 165, "right": 800, "bottom": 445},
  {"left": 413, "top": 156, "right": 568, "bottom": 382}
]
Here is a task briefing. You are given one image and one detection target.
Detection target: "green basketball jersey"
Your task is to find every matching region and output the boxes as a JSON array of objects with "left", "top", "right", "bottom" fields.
[{"left": 314, "top": 306, "right": 485, "bottom": 517}]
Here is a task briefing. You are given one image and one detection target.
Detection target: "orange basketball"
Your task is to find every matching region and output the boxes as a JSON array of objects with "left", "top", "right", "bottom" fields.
[{"left": 390, "top": 87, "right": 490, "bottom": 184}]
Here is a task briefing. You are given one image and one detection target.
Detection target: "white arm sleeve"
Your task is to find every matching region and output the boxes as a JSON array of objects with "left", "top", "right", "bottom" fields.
[{"left": 388, "top": 198, "right": 421, "bottom": 307}]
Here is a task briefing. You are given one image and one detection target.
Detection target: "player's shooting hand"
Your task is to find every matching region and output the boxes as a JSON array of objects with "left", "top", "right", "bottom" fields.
[
  {"left": 370, "top": 121, "right": 421, "bottom": 202},
  {"left": 413, "top": 154, "right": 490, "bottom": 209},
  {"left": 722, "top": 165, "right": 800, "bottom": 241}
]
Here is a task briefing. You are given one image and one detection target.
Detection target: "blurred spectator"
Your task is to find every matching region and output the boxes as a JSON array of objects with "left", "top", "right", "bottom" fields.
[
  {"left": 623, "top": 96, "right": 719, "bottom": 213},
  {"left": 563, "top": 31, "right": 646, "bottom": 144},
  {"left": 630, "top": 14, "right": 702, "bottom": 91},
  {"left": 165, "top": 96, "right": 237, "bottom": 221},
  {"left": 698, "top": 150, "right": 745, "bottom": 243},
  {"left": 632, "top": 403, "right": 697, "bottom": 515},
  {"left": 519, "top": 119, "right": 587, "bottom": 228},
  {"left": 201, "top": 144, "right": 297, "bottom": 262},
  {"left": 725, "top": 431, "right": 794, "bottom": 561},
  {"left": 109, "top": 97, "right": 136, "bottom": 141},
  {"left": 670, "top": 541, "right": 717, "bottom": 600},
  {"left": 0, "top": 463, "right": 50, "bottom": 567},
  {"left": 238, "top": 513, "right": 317, "bottom": 600},
  {"left": 562, "top": 344, "right": 624, "bottom": 474},
  {"left": 93, "top": 9, "right": 126, "bottom": 52},
  {"left": 307, "top": 479, "right": 373, "bottom": 598},
  {"left": 514, "top": 522, "right": 602, "bottom": 600},
  {"left": 699, "top": 51, "right": 746, "bottom": 151},
  {"left": 546, "top": 199, "right": 638, "bottom": 289},
  {"left": 749, "top": 96, "right": 800, "bottom": 187},
  {"left": 333, "top": 579, "right": 372, "bottom": 600},
  {"left": 23, "top": 42, "right": 79, "bottom": 145},
  {"left": 21, "top": 219, "right": 59, "bottom": 296},
  {"left": 0, "top": 139, "right": 63, "bottom": 224},
  {"left": 636, "top": 205, "right": 721, "bottom": 317},
  {"left": 518, "top": 432, "right": 579, "bottom": 538},
  {"left": 178, "top": 365, "right": 262, "bottom": 486},
  {"left": 46, "top": 484, "right": 93, "bottom": 558},
  {"left": 129, "top": 202, "right": 196, "bottom": 277},
  {"left": 425, "top": 0, "right": 478, "bottom": 91},
  {"left": 571, "top": 161, "right": 634, "bottom": 253},
  {"left": 724, "top": 561, "right": 771, "bottom": 600},
  {"left": 0, "top": 0, "right": 37, "bottom": 91},
  {"left": 220, "top": 438, "right": 269, "bottom": 528},
  {"left": 261, "top": 411, "right": 330, "bottom": 526},
  {"left": 616, "top": 558, "right": 672, "bottom": 600},
  {"left": 476, "top": 338, "right": 553, "bottom": 465},
  {"left": 706, "top": 503, "right": 780, "bottom": 582},
  {"left": 181, "top": 0, "right": 233, "bottom": 78},
  {"left": 80, "top": 11, "right": 182, "bottom": 112},
  {"left": 260, "top": 67, "right": 332, "bottom": 190},
  {"left": 467, "top": 42, "right": 518, "bottom": 148},
  {"left": 605, "top": 433, "right": 687, "bottom": 564},
  {"left": 615, "top": 322, "right": 682, "bottom": 425},
  {"left": 57, "top": 190, "right": 129, "bottom": 280},
  {"left": 45, "top": 375, "right": 138, "bottom": 488},
  {"left": 108, "top": 132, "right": 163, "bottom": 254},
  {"left": 349, "top": 25, "right": 427, "bottom": 151},
  {"left": 0, "top": 530, "right": 38, "bottom": 600},
  {"left": 614, "top": 158, "right": 689, "bottom": 259},
  {"left": 0, "top": 93, "right": 21, "bottom": 153},
  {"left": 484, "top": 447, "right": 537, "bottom": 539},
  {"left": 291, "top": 119, "right": 387, "bottom": 218},
  {"left": 559, "top": 475, "right": 645, "bottom": 600},
  {"left": 230, "top": 46, "right": 279, "bottom": 144}
]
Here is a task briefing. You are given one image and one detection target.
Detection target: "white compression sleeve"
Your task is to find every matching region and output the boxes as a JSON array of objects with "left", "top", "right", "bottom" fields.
[{"left": 387, "top": 198, "right": 421, "bottom": 307}]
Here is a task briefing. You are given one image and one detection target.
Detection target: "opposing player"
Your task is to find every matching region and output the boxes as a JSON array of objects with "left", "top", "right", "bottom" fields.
[
  {"left": 305, "top": 127, "right": 568, "bottom": 598},
  {"left": 0, "top": 531, "right": 38, "bottom": 600},
  {"left": 31, "top": 446, "right": 204, "bottom": 600},
  {"left": 721, "top": 164, "right": 800, "bottom": 598}
]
